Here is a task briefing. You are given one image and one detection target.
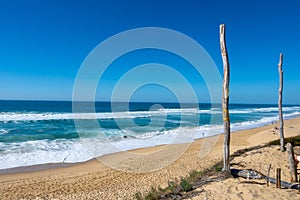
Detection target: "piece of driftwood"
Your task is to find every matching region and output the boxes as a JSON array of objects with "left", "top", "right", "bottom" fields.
[
  {"left": 220, "top": 24, "right": 231, "bottom": 173},
  {"left": 278, "top": 53, "right": 285, "bottom": 152},
  {"left": 287, "top": 143, "right": 298, "bottom": 182},
  {"left": 231, "top": 168, "right": 300, "bottom": 189},
  {"left": 231, "top": 169, "right": 263, "bottom": 179},
  {"left": 266, "top": 176, "right": 300, "bottom": 189}
]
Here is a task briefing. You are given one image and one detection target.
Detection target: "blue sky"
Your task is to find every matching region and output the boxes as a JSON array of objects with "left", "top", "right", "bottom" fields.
[{"left": 0, "top": 0, "right": 299, "bottom": 104}]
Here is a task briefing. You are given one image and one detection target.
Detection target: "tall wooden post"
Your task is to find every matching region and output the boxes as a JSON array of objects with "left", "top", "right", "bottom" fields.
[
  {"left": 278, "top": 53, "right": 285, "bottom": 151},
  {"left": 276, "top": 168, "right": 281, "bottom": 188},
  {"left": 287, "top": 143, "right": 298, "bottom": 182},
  {"left": 220, "top": 24, "right": 231, "bottom": 173}
]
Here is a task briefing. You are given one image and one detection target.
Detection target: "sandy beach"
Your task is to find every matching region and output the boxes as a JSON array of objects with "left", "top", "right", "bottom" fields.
[{"left": 1, "top": 117, "right": 300, "bottom": 199}]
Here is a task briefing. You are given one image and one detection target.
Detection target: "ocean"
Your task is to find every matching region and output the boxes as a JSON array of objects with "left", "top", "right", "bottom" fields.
[{"left": 0, "top": 100, "right": 299, "bottom": 170}]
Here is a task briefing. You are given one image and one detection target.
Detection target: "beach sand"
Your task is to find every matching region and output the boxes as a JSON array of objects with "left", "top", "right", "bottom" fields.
[{"left": 1, "top": 117, "right": 300, "bottom": 199}]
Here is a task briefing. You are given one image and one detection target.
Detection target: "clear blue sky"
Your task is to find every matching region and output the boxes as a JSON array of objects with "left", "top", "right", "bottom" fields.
[{"left": 0, "top": 0, "right": 299, "bottom": 104}]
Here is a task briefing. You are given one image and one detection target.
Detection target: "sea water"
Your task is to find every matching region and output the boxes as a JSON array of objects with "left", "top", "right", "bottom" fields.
[{"left": 0, "top": 100, "right": 299, "bottom": 170}]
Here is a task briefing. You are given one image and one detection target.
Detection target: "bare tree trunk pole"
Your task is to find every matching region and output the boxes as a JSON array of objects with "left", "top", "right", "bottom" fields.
[
  {"left": 220, "top": 24, "right": 231, "bottom": 173},
  {"left": 278, "top": 53, "right": 285, "bottom": 151},
  {"left": 287, "top": 143, "right": 298, "bottom": 182}
]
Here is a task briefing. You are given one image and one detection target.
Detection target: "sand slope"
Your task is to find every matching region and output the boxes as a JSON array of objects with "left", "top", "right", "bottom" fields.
[{"left": 192, "top": 145, "right": 300, "bottom": 200}]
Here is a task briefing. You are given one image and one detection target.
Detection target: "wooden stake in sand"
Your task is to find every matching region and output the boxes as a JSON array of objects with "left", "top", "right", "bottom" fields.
[
  {"left": 220, "top": 24, "right": 231, "bottom": 173},
  {"left": 278, "top": 53, "right": 285, "bottom": 152},
  {"left": 231, "top": 168, "right": 300, "bottom": 189},
  {"left": 287, "top": 143, "right": 298, "bottom": 182},
  {"left": 267, "top": 164, "right": 272, "bottom": 186},
  {"left": 276, "top": 168, "right": 281, "bottom": 188}
]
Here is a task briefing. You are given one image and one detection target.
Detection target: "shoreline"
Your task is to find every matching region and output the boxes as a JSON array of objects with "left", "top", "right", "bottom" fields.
[
  {"left": 0, "top": 162, "right": 80, "bottom": 175},
  {"left": 0, "top": 116, "right": 300, "bottom": 175},
  {"left": 1, "top": 117, "right": 300, "bottom": 199},
  {"left": 1, "top": 115, "right": 299, "bottom": 175}
]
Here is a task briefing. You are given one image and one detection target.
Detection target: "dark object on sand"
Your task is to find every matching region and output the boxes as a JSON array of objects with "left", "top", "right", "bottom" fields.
[{"left": 231, "top": 168, "right": 300, "bottom": 190}]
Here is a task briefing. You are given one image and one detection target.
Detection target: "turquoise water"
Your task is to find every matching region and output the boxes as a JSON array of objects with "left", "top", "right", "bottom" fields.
[{"left": 0, "top": 100, "right": 299, "bottom": 170}]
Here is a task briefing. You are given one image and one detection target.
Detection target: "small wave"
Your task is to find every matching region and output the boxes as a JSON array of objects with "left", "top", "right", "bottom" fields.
[
  {"left": 252, "top": 106, "right": 300, "bottom": 113},
  {"left": 229, "top": 106, "right": 300, "bottom": 114},
  {"left": 283, "top": 111, "right": 300, "bottom": 119},
  {"left": 0, "top": 129, "right": 8, "bottom": 135},
  {"left": 231, "top": 111, "right": 300, "bottom": 131},
  {"left": 158, "top": 108, "right": 199, "bottom": 113},
  {"left": 0, "top": 139, "right": 92, "bottom": 170},
  {"left": 0, "top": 112, "right": 148, "bottom": 122},
  {"left": 0, "top": 109, "right": 201, "bottom": 122},
  {"left": 230, "top": 109, "right": 252, "bottom": 114},
  {"left": 0, "top": 106, "right": 299, "bottom": 122}
]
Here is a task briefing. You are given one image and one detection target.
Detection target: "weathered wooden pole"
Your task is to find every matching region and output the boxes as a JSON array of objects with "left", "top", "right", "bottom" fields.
[
  {"left": 276, "top": 168, "right": 282, "bottom": 188},
  {"left": 220, "top": 24, "right": 231, "bottom": 173},
  {"left": 267, "top": 164, "right": 272, "bottom": 186},
  {"left": 278, "top": 53, "right": 285, "bottom": 151},
  {"left": 287, "top": 143, "right": 298, "bottom": 182}
]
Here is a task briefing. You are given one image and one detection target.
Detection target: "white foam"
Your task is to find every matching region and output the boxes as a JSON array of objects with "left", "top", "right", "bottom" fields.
[
  {"left": 0, "top": 108, "right": 212, "bottom": 122},
  {"left": 0, "top": 123, "right": 220, "bottom": 170},
  {"left": 0, "top": 139, "right": 93, "bottom": 170},
  {"left": 252, "top": 106, "right": 300, "bottom": 113},
  {"left": 231, "top": 111, "right": 300, "bottom": 131},
  {"left": 0, "top": 106, "right": 299, "bottom": 122},
  {"left": 0, "top": 110, "right": 193, "bottom": 122},
  {"left": 1, "top": 110, "right": 300, "bottom": 170},
  {"left": 158, "top": 108, "right": 199, "bottom": 113},
  {"left": 1, "top": 106, "right": 300, "bottom": 170},
  {"left": 0, "top": 129, "right": 8, "bottom": 135},
  {"left": 0, "top": 129, "right": 189, "bottom": 170},
  {"left": 230, "top": 109, "right": 252, "bottom": 114}
]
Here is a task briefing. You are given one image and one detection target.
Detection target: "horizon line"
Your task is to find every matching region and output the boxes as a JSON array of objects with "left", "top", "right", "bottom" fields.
[{"left": 0, "top": 99, "right": 299, "bottom": 106}]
